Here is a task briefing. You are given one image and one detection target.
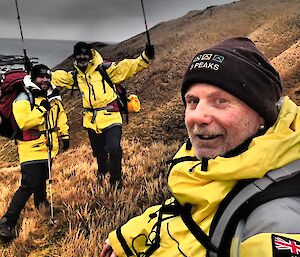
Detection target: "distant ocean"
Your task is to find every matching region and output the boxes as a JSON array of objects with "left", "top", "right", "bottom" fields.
[{"left": 0, "top": 38, "right": 83, "bottom": 69}]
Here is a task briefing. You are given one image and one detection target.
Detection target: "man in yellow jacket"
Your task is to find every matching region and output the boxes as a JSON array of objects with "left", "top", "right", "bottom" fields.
[
  {"left": 52, "top": 42, "right": 154, "bottom": 188},
  {"left": 101, "top": 37, "right": 300, "bottom": 257},
  {"left": 0, "top": 64, "right": 69, "bottom": 240}
]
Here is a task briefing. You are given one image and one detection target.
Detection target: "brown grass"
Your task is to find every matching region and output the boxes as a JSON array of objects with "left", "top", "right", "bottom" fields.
[
  {"left": 0, "top": 138, "right": 179, "bottom": 256},
  {"left": 0, "top": 0, "right": 299, "bottom": 255}
]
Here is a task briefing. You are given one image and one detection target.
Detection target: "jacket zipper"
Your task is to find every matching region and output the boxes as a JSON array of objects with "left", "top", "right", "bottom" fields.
[{"left": 84, "top": 75, "right": 94, "bottom": 109}]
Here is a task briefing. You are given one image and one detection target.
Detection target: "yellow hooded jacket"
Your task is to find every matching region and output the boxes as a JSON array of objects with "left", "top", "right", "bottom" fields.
[
  {"left": 51, "top": 49, "right": 150, "bottom": 133},
  {"left": 13, "top": 76, "right": 69, "bottom": 164},
  {"left": 108, "top": 97, "right": 300, "bottom": 257}
]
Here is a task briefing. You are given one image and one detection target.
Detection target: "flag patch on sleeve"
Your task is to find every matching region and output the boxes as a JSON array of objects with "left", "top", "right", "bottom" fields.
[{"left": 272, "top": 234, "right": 300, "bottom": 257}]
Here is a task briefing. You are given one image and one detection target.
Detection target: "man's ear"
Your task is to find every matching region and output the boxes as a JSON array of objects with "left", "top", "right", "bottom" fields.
[{"left": 259, "top": 117, "right": 266, "bottom": 130}]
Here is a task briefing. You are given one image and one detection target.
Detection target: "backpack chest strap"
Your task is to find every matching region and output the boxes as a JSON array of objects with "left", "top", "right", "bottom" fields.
[{"left": 83, "top": 103, "right": 118, "bottom": 123}]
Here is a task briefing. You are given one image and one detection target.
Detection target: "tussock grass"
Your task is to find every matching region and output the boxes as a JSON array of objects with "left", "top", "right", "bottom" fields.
[{"left": 0, "top": 138, "right": 179, "bottom": 256}]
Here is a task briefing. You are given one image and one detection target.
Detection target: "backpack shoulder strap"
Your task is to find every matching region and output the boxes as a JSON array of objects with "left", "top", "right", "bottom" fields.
[
  {"left": 97, "top": 63, "right": 130, "bottom": 122},
  {"left": 207, "top": 159, "right": 300, "bottom": 257},
  {"left": 15, "top": 88, "right": 35, "bottom": 109},
  {"left": 96, "top": 63, "right": 114, "bottom": 90},
  {"left": 70, "top": 70, "right": 78, "bottom": 96},
  {"left": 22, "top": 87, "right": 35, "bottom": 110},
  {"left": 15, "top": 91, "right": 29, "bottom": 101}
]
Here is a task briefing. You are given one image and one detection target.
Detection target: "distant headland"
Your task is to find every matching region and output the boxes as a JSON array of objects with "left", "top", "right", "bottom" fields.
[{"left": 0, "top": 54, "right": 38, "bottom": 73}]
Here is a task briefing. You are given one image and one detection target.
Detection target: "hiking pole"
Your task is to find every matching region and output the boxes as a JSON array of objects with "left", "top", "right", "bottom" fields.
[
  {"left": 45, "top": 110, "right": 55, "bottom": 224},
  {"left": 14, "top": 0, "right": 32, "bottom": 73},
  {"left": 140, "top": 0, "right": 151, "bottom": 45}
]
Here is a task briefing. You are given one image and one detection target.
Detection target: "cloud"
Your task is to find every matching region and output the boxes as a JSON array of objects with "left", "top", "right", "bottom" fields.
[{"left": 0, "top": 0, "right": 235, "bottom": 42}]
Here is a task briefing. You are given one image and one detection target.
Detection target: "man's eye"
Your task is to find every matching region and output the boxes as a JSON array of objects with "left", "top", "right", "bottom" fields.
[
  {"left": 186, "top": 97, "right": 199, "bottom": 106},
  {"left": 216, "top": 98, "right": 228, "bottom": 105},
  {"left": 76, "top": 54, "right": 89, "bottom": 59}
]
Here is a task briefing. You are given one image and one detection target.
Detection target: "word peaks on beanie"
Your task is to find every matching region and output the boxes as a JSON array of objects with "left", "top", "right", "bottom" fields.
[{"left": 189, "top": 53, "right": 225, "bottom": 71}]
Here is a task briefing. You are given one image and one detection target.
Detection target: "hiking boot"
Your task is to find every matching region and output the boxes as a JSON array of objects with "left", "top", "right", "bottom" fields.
[
  {"left": 0, "top": 217, "right": 15, "bottom": 240},
  {"left": 35, "top": 199, "right": 49, "bottom": 208},
  {"left": 36, "top": 200, "right": 50, "bottom": 212},
  {"left": 110, "top": 180, "right": 123, "bottom": 190},
  {"left": 98, "top": 174, "right": 108, "bottom": 186}
]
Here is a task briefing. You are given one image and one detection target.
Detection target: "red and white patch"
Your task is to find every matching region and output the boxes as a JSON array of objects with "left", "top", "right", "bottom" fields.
[{"left": 272, "top": 234, "right": 300, "bottom": 257}]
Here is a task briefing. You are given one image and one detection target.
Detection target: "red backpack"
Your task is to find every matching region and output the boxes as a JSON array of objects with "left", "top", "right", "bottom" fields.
[{"left": 0, "top": 69, "right": 27, "bottom": 139}]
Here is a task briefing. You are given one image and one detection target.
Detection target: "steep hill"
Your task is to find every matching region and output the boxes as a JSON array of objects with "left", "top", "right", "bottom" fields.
[
  {"left": 49, "top": 0, "right": 300, "bottom": 150},
  {"left": 1, "top": 0, "right": 300, "bottom": 162},
  {"left": 0, "top": 0, "right": 300, "bottom": 255}
]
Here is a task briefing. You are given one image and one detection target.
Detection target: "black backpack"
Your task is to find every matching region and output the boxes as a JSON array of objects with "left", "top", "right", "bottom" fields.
[{"left": 71, "top": 64, "right": 129, "bottom": 123}]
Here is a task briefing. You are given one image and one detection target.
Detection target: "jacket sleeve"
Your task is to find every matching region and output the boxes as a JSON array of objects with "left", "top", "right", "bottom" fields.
[
  {"left": 106, "top": 52, "right": 151, "bottom": 85},
  {"left": 108, "top": 203, "right": 163, "bottom": 257},
  {"left": 56, "top": 101, "right": 69, "bottom": 139},
  {"left": 51, "top": 70, "right": 76, "bottom": 90},
  {"left": 13, "top": 99, "right": 46, "bottom": 130}
]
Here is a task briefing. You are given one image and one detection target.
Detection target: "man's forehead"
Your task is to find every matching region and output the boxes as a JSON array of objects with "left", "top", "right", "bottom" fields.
[
  {"left": 185, "top": 84, "right": 243, "bottom": 103},
  {"left": 77, "top": 48, "right": 90, "bottom": 54},
  {"left": 186, "top": 83, "right": 227, "bottom": 95}
]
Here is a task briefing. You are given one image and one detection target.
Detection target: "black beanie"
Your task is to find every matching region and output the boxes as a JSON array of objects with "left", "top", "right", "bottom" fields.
[
  {"left": 73, "top": 42, "right": 92, "bottom": 57},
  {"left": 30, "top": 64, "right": 51, "bottom": 82},
  {"left": 182, "top": 37, "right": 282, "bottom": 127}
]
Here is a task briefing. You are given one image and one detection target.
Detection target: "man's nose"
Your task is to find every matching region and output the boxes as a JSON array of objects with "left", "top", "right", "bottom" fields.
[
  {"left": 190, "top": 101, "right": 214, "bottom": 124},
  {"left": 79, "top": 53, "right": 87, "bottom": 58},
  {"left": 41, "top": 76, "right": 50, "bottom": 82}
]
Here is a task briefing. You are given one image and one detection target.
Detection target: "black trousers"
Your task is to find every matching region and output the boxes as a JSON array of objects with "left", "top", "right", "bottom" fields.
[
  {"left": 87, "top": 126, "right": 122, "bottom": 183},
  {"left": 4, "top": 162, "right": 48, "bottom": 225}
]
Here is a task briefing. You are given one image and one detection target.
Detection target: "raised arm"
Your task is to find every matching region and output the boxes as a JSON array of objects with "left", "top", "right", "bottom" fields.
[
  {"left": 106, "top": 44, "right": 154, "bottom": 85},
  {"left": 51, "top": 70, "right": 77, "bottom": 90}
]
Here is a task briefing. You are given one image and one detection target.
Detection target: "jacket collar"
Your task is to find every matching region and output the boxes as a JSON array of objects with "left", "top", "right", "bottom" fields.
[
  {"left": 74, "top": 49, "right": 104, "bottom": 75},
  {"left": 23, "top": 75, "right": 62, "bottom": 101}
]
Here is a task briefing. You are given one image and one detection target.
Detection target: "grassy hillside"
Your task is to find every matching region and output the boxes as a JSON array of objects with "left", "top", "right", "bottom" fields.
[
  {"left": 0, "top": 139, "right": 178, "bottom": 256},
  {"left": 0, "top": 0, "right": 300, "bottom": 255}
]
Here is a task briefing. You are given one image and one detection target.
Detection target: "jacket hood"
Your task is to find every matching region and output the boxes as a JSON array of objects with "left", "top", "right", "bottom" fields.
[
  {"left": 23, "top": 75, "right": 62, "bottom": 101},
  {"left": 168, "top": 96, "right": 300, "bottom": 205},
  {"left": 74, "top": 49, "right": 103, "bottom": 74}
]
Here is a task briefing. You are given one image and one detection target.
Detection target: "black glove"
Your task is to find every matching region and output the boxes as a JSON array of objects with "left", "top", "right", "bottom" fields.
[
  {"left": 145, "top": 44, "right": 155, "bottom": 59},
  {"left": 40, "top": 99, "right": 50, "bottom": 111},
  {"left": 62, "top": 138, "right": 70, "bottom": 151}
]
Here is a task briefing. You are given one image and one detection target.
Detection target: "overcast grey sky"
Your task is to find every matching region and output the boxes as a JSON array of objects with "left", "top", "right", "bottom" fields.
[{"left": 1, "top": 0, "right": 235, "bottom": 43}]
